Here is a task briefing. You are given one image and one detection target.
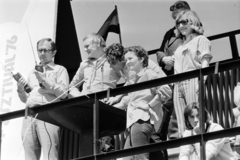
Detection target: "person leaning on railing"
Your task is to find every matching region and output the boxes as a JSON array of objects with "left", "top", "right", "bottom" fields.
[
  {"left": 173, "top": 10, "right": 213, "bottom": 138},
  {"left": 104, "top": 43, "right": 171, "bottom": 159},
  {"left": 105, "top": 43, "right": 168, "bottom": 132},
  {"left": 68, "top": 33, "right": 122, "bottom": 98},
  {"left": 114, "top": 46, "right": 172, "bottom": 160},
  {"left": 179, "top": 102, "right": 237, "bottom": 160},
  {"left": 67, "top": 33, "right": 124, "bottom": 153}
]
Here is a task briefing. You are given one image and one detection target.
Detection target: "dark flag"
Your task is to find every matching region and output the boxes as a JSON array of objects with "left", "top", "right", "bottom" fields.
[
  {"left": 97, "top": 6, "right": 121, "bottom": 42},
  {"left": 55, "top": 0, "right": 81, "bottom": 81}
]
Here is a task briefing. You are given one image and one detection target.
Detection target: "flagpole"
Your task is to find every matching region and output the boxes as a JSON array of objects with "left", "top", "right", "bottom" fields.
[{"left": 115, "top": 5, "right": 122, "bottom": 45}]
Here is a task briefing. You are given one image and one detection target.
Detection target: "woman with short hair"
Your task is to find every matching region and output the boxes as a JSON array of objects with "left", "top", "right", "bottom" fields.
[{"left": 114, "top": 46, "right": 172, "bottom": 160}]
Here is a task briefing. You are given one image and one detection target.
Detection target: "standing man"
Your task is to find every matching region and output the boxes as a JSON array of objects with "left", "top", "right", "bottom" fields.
[
  {"left": 68, "top": 33, "right": 121, "bottom": 98},
  {"left": 156, "top": 1, "right": 191, "bottom": 140},
  {"left": 68, "top": 34, "right": 122, "bottom": 154},
  {"left": 17, "top": 38, "right": 69, "bottom": 160}
]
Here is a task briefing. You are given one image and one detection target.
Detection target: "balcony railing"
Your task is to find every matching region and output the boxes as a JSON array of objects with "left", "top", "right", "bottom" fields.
[
  {"left": 0, "top": 29, "right": 240, "bottom": 160},
  {"left": 148, "top": 29, "right": 240, "bottom": 58}
]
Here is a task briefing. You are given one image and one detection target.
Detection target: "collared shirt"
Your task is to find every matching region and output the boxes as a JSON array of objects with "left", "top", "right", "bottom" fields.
[
  {"left": 18, "top": 61, "right": 69, "bottom": 107},
  {"left": 69, "top": 55, "right": 121, "bottom": 96},
  {"left": 120, "top": 68, "right": 172, "bottom": 129},
  {"left": 179, "top": 122, "right": 237, "bottom": 160},
  {"left": 120, "top": 59, "right": 168, "bottom": 130},
  {"left": 147, "top": 59, "right": 167, "bottom": 78},
  {"left": 174, "top": 35, "right": 212, "bottom": 75}
]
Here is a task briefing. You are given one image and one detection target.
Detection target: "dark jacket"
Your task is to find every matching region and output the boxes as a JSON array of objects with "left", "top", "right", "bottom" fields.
[{"left": 156, "top": 27, "right": 182, "bottom": 76}]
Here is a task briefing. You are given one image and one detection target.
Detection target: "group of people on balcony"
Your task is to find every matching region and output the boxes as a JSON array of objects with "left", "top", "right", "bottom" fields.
[{"left": 15, "top": 0, "right": 240, "bottom": 160}]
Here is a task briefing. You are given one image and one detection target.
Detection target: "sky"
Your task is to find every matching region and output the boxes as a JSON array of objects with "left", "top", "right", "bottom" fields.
[
  {"left": 0, "top": 1, "right": 239, "bottom": 159},
  {"left": 70, "top": 0, "right": 240, "bottom": 63}
]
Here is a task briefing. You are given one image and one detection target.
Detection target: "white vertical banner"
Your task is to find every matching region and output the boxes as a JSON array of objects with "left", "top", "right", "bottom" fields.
[{"left": 0, "top": 0, "right": 58, "bottom": 159}]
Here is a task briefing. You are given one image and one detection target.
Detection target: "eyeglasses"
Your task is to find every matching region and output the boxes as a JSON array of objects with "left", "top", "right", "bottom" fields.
[
  {"left": 170, "top": 3, "right": 184, "bottom": 11},
  {"left": 37, "top": 49, "right": 52, "bottom": 53},
  {"left": 176, "top": 19, "right": 189, "bottom": 27}
]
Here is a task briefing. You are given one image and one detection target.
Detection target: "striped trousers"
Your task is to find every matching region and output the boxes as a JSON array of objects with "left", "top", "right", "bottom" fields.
[{"left": 173, "top": 78, "right": 198, "bottom": 137}]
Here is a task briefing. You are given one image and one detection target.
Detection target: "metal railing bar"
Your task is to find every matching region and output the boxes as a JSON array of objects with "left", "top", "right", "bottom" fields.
[
  {"left": 229, "top": 35, "right": 239, "bottom": 58},
  {"left": 208, "top": 29, "right": 240, "bottom": 41},
  {"left": 72, "top": 126, "right": 240, "bottom": 160},
  {"left": 147, "top": 29, "right": 240, "bottom": 55},
  {"left": 148, "top": 49, "right": 159, "bottom": 55},
  {"left": 1, "top": 58, "right": 240, "bottom": 122},
  {"left": 0, "top": 95, "right": 92, "bottom": 121},
  {"left": 93, "top": 94, "right": 100, "bottom": 155},
  {"left": 106, "top": 58, "right": 240, "bottom": 98},
  {"left": 199, "top": 69, "right": 206, "bottom": 159}
]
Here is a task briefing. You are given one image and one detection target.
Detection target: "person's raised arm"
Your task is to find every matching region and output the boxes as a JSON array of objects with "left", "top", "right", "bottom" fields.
[{"left": 35, "top": 66, "right": 69, "bottom": 99}]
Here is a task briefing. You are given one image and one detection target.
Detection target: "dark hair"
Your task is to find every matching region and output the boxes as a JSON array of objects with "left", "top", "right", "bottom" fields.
[
  {"left": 174, "top": 1, "right": 191, "bottom": 10},
  {"left": 37, "top": 38, "right": 57, "bottom": 51},
  {"left": 184, "top": 102, "right": 210, "bottom": 130},
  {"left": 124, "top": 46, "right": 149, "bottom": 67},
  {"left": 105, "top": 43, "right": 125, "bottom": 65}
]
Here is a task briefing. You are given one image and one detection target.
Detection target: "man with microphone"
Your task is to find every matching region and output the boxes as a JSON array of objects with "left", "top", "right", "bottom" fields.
[
  {"left": 17, "top": 38, "right": 69, "bottom": 160},
  {"left": 68, "top": 33, "right": 122, "bottom": 98}
]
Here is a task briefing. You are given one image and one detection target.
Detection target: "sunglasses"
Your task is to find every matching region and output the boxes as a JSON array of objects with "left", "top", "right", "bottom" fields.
[
  {"left": 176, "top": 19, "right": 189, "bottom": 27},
  {"left": 170, "top": 3, "right": 184, "bottom": 11}
]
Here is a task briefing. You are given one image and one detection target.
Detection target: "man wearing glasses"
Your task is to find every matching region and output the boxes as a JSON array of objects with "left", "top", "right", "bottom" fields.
[
  {"left": 155, "top": 1, "right": 191, "bottom": 142},
  {"left": 17, "top": 38, "right": 69, "bottom": 160}
]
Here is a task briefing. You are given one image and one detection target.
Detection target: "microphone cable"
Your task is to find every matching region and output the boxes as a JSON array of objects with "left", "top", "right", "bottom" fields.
[
  {"left": 44, "top": 122, "right": 52, "bottom": 160},
  {"left": 15, "top": 78, "right": 88, "bottom": 160}
]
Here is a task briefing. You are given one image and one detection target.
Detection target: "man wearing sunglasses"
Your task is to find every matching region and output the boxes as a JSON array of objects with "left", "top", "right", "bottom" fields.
[{"left": 155, "top": 0, "right": 190, "bottom": 144}]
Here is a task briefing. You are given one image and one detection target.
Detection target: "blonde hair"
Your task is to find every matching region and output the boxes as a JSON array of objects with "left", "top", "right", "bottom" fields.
[
  {"left": 174, "top": 10, "right": 204, "bottom": 38},
  {"left": 83, "top": 33, "right": 106, "bottom": 47}
]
